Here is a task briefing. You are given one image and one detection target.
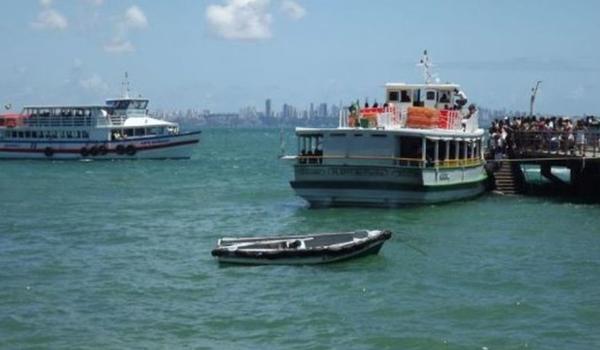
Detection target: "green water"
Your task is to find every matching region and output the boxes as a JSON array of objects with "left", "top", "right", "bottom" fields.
[{"left": 1, "top": 129, "right": 599, "bottom": 349}]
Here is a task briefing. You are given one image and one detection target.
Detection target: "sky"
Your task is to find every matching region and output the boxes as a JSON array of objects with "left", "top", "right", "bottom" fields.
[{"left": 1, "top": 0, "right": 599, "bottom": 115}]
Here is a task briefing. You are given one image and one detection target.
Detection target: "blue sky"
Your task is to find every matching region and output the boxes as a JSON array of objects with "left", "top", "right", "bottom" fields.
[{"left": 1, "top": 0, "right": 599, "bottom": 115}]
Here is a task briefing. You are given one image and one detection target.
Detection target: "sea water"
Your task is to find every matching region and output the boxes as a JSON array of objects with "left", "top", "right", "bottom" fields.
[{"left": 1, "top": 129, "right": 599, "bottom": 349}]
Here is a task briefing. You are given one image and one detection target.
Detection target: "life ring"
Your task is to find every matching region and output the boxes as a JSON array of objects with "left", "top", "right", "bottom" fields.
[
  {"left": 116, "top": 145, "right": 125, "bottom": 155},
  {"left": 89, "top": 146, "right": 99, "bottom": 156},
  {"left": 44, "top": 147, "right": 54, "bottom": 157},
  {"left": 125, "top": 145, "right": 136, "bottom": 156},
  {"left": 80, "top": 147, "right": 89, "bottom": 157},
  {"left": 98, "top": 145, "right": 108, "bottom": 156}
]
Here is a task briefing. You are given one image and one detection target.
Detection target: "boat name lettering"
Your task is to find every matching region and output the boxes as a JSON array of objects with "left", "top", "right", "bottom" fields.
[
  {"left": 439, "top": 173, "right": 450, "bottom": 181},
  {"left": 140, "top": 139, "right": 169, "bottom": 146},
  {"left": 327, "top": 167, "right": 390, "bottom": 177}
]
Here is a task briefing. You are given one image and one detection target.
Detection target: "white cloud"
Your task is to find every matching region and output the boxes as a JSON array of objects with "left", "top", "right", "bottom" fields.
[
  {"left": 125, "top": 5, "right": 148, "bottom": 29},
  {"left": 281, "top": 0, "right": 305, "bottom": 20},
  {"left": 104, "top": 6, "right": 148, "bottom": 54},
  {"left": 31, "top": 8, "right": 68, "bottom": 30},
  {"left": 206, "top": 0, "right": 272, "bottom": 40},
  {"left": 104, "top": 39, "right": 135, "bottom": 54},
  {"left": 40, "top": 0, "right": 53, "bottom": 7},
  {"left": 79, "top": 74, "right": 109, "bottom": 93}
]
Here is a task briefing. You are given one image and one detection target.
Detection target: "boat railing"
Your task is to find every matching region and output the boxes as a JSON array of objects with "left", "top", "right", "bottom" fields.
[
  {"left": 338, "top": 106, "right": 405, "bottom": 129},
  {"left": 294, "top": 154, "right": 483, "bottom": 168},
  {"left": 109, "top": 115, "right": 127, "bottom": 126}
]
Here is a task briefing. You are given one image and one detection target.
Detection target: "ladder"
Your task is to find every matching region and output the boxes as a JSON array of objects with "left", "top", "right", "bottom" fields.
[{"left": 493, "top": 159, "right": 523, "bottom": 195}]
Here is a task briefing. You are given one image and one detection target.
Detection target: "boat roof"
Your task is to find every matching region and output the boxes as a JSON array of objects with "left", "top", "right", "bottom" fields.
[
  {"left": 105, "top": 98, "right": 148, "bottom": 103},
  {"left": 385, "top": 83, "right": 460, "bottom": 90},
  {"left": 122, "top": 116, "right": 176, "bottom": 127},
  {"left": 23, "top": 105, "right": 106, "bottom": 109}
]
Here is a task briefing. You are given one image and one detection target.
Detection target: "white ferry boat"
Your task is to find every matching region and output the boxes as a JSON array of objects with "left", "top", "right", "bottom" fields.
[
  {"left": 284, "top": 52, "right": 487, "bottom": 207},
  {"left": 0, "top": 82, "right": 200, "bottom": 160}
]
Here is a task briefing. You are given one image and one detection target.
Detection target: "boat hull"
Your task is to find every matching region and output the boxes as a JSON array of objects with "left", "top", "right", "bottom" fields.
[
  {"left": 291, "top": 164, "right": 487, "bottom": 207},
  {"left": 214, "top": 240, "right": 386, "bottom": 265},
  {"left": 212, "top": 230, "right": 391, "bottom": 265},
  {"left": 0, "top": 131, "right": 201, "bottom": 160}
]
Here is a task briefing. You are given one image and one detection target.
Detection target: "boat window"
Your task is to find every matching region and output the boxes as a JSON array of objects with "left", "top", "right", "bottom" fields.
[
  {"left": 12, "top": 131, "right": 17, "bottom": 138},
  {"left": 18, "top": 131, "right": 24, "bottom": 138},
  {"left": 329, "top": 133, "right": 346, "bottom": 137},
  {"left": 371, "top": 134, "right": 387, "bottom": 138},
  {"left": 134, "top": 128, "right": 145, "bottom": 136},
  {"left": 439, "top": 91, "right": 450, "bottom": 103},
  {"left": 354, "top": 134, "right": 363, "bottom": 137},
  {"left": 458, "top": 141, "right": 466, "bottom": 159},
  {"left": 425, "top": 139, "right": 436, "bottom": 166},
  {"left": 400, "top": 90, "right": 411, "bottom": 103},
  {"left": 24, "top": 131, "right": 31, "bottom": 138},
  {"left": 412, "top": 90, "right": 423, "bottom": 107},
  {"left": 439, "top": 140, "right": 449, "bottom": 160},
  {"left": 426, "top": 91, "right": 436, "bottom": 101},
  {"left": 132, "top": 100, "right": 148, "bottom": 109},
  {"left": 125, "top": 129, "right": 134, "bottom": 137},
  {"left": 146, "top": 127, "right": 163, "bottom": 135},
  {"left": 82, "top": 131, "right": 89, "bottom": 139},
  {"left": 399, "top": 136, "right": 422, "bottom": 160},
  {"left": 388, "top": 91, "right": 399, "bottom": 102}
]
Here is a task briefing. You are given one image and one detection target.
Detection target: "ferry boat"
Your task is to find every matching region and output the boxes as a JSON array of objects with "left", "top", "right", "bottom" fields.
[
  {"left": 0, "top": 79, "right": 201, "bottom": 160},
  {"left": 283, "top": 52, "right": 487, "bottom": 207}
]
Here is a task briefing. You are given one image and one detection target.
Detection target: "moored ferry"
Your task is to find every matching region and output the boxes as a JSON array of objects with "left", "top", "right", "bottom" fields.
[
  {"left": 283, "top": 52, "right": 487, "bottom": 207},
  {"left": 0, "top": 84, "right": 200, "bottom": 160}
]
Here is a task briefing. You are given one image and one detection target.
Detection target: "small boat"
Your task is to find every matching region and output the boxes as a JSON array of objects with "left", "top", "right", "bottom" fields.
[{"left": 211, "top": 229, "right": 392, "bottom": 265}]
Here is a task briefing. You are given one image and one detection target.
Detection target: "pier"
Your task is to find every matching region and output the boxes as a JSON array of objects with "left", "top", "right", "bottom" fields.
[{"left": 487, "top": 128, "right": 600, "bottom": 197}]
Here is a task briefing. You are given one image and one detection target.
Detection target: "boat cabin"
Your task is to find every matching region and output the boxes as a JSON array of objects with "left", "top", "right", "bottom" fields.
[
  {"left": 296, "top": 130, "right": 483, "bottom": 169},
  {"left": 385, "top": 83, "right": 465, "bottom": 111},
  {"left": 105, "top": 98, "right": 149, "bottom": 116}
]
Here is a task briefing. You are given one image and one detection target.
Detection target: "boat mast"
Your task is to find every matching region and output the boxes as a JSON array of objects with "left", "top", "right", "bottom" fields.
[
  {"left": 529, "top": 80, "right": 542, "bottom": 117},
  {"left": 418, "top": 50, "right": 434, "bottom": 84},
  {"left": 121, "top": 72, "right": 130, "bottom": 99}
]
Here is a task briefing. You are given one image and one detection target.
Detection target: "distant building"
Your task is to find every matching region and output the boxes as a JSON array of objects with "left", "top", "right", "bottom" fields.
[
  {"left": 265, "top": 98, "right": 272, "bottom": 118},
  {"left": 318, "top": 103, "right": 328, "bottom": 118}
]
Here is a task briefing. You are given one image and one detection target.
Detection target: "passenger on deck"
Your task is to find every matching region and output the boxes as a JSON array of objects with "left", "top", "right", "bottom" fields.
[
  {"left": 439, "top": 92, "right": 450, "bottom": 103},
  {"left": 453, "top": 89, "right": 468, "bottom": 109}
]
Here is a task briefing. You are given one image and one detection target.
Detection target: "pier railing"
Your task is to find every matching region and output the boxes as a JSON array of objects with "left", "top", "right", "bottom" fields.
[{"left": 511, "top": 130, "right": 600, "bottom": 158}]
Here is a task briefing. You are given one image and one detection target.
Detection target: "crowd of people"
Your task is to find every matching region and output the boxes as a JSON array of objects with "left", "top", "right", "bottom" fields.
[{"left": 489, "top": 115, "right": 600, "bottom": 156}]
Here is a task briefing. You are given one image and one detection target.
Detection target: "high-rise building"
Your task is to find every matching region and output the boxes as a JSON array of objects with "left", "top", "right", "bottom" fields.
[
  {"left": 318, "top": 103, "right": 328, "bottom": 118},
  {"left": 265, "top": 98, "right": 272, "bottom": 118}
]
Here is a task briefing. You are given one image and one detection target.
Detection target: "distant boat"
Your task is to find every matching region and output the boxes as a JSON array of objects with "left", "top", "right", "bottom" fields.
[
  {"left": 0, "top": 77, "right": 201, "bottom": 160},
  {"left": 282, "top": 51, "right": 487, "bottom": 207},
  {"left": 211, "top": 229, "right": 392, "bottom": 265}
]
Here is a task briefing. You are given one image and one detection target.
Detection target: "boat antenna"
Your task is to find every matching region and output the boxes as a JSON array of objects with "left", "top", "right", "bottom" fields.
[
  {"left": 529, "top": 80, "right": 542, "bottom": 117},
  {"left": 418, "top": 50, "right": 434, "bottom": 84},
  {"left": 121, "top": 72, "right": 130, "bottom": 99}
]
